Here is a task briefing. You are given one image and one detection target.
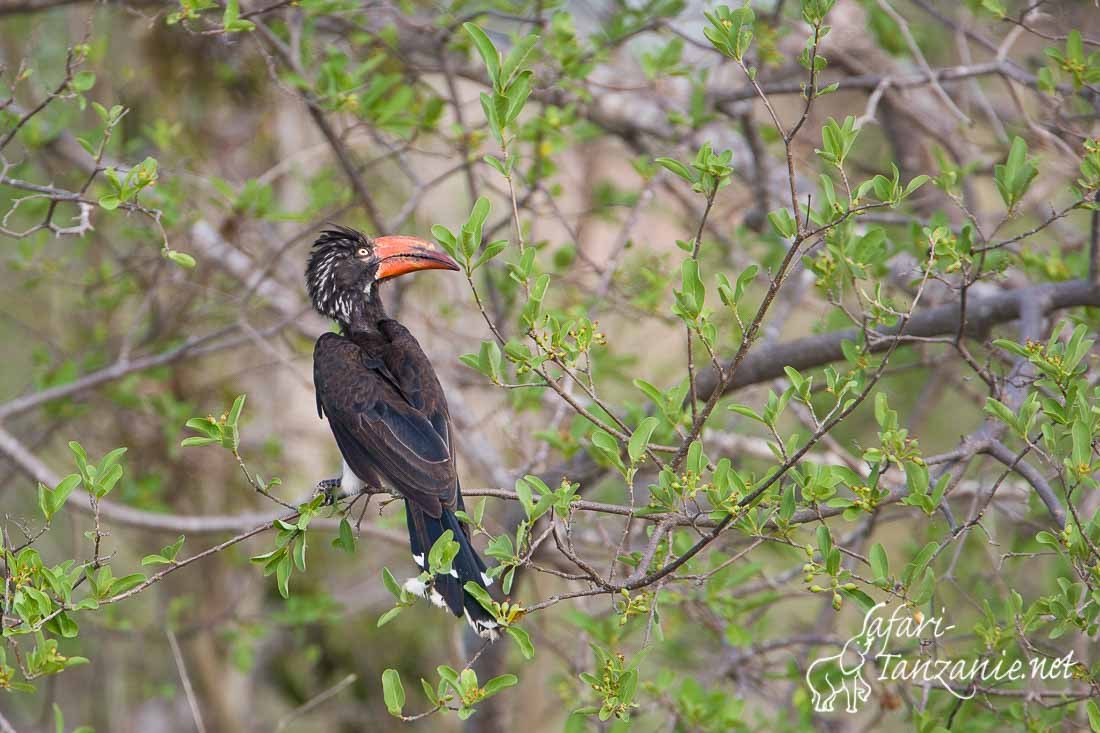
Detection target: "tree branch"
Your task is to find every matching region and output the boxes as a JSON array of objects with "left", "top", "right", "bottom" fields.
[
  {"left": 983, "top": 439, "right": 1066, "bottom": 527},
  {"left": 0, "top": 425, "right": 404, "bottom": 542},
  {"left": 693, "top": 278, "right": 1100, "bottom": 403}
]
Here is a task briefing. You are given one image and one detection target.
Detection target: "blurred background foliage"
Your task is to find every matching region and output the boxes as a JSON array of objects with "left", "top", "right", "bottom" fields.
[{"left": 0, "top": 0, "right": 1099, "bottom": 730}]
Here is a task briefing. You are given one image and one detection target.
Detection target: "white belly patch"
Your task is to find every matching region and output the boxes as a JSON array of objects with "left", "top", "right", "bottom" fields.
[{"left": 341, "top": 459, "right": 365, "bottom": 496}]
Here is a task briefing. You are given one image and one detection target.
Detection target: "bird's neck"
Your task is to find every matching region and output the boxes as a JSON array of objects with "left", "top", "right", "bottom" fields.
[{"left": 341, "top": 287, "right": 387, "bottom": 335}]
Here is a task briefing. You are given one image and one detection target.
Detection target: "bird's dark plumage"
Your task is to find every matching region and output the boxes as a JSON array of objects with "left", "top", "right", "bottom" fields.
[{"left": 307, "top": 228, "right": 498, "bottom": 638}]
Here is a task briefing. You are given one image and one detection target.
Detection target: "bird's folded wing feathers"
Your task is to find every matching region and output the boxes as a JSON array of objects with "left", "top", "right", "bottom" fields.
[{"left": 314, "top": 333, "right": 456, "bottom": 517}]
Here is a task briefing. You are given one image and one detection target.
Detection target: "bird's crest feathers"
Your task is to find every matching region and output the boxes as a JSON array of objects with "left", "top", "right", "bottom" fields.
[{"left": 305, "top": 226, "right": 374, "bottom": 323}]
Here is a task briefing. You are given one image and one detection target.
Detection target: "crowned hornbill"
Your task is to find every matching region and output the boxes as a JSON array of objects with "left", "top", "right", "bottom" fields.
[{"left": 306, "top": 226, "right": 498, "bottom": 639}]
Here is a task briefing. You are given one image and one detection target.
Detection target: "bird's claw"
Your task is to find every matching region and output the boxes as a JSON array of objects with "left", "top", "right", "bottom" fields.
[{"left": 317, "top": 477, "right": 341, "bottom": 506}]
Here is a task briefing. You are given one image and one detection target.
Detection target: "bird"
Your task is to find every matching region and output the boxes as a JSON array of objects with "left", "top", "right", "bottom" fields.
[{"left": 305, "top": 225, "right": 499, "bottom": 639}]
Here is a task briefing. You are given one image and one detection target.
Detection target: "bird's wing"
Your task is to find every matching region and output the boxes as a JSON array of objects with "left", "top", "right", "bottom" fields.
[
  {"left": 377, "top": 319, "right": 466, "bottom": 514},
  {"left": 313, "top": 332, "right": 455, "bottom": 517},
  {"left": 379, "top": 319, "right": 454, "bottom": 433}
]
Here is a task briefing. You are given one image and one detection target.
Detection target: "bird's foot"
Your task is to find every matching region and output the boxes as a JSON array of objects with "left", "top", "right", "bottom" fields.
[{"left": 317, "top": 477, "right": 341, "bottom": 506}]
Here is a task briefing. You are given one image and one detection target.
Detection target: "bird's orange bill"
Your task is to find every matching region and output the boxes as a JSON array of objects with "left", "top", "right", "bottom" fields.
[{"left": 373, "top": 235, "right": 460, "bottom": 280}]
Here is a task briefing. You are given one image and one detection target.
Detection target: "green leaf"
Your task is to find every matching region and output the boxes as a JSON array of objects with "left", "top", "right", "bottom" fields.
[
  {"left": 902, "top": 175, "right": 930, "bottom": 198},
  {"left": 377, "top": 607, "right": 403, "bottom": 627},
  {"left": 292, "top": 534, "right": 307, "bottom": 572},
  {"left": 382, "top": 668, "right": 406, "bottom": 717},
  {"left": 501, "top": 35, "right": 539, "bottom": 88},
  {"left": 332, "top": 517, "right": 357, "bottom": 554},
  {"left": 521, "top": 273, "right": 550, "bottom": 326},
  {"left": 467, "top": 196, "right": 491, "bottom": 236},
  {"left": 37, "top": 482, "right": 52, "bottom": 523},
  {"left": 565, "top": 712, "right": 589, "bottom": 732},
  {"left": 463, "top": 23, "right": 500, "bottom": 88},
  {"left": 482, "top": 673, "right": 518, "bottom": 697},
  {"left": 166, "top": 250, "right": 197, "bottom": 269},
  {"left": 431, "top": 225, "right": 459, "bottom": 261},
  {"left": 514, "top": 477, "right": 534, "bottom": 517},
  {"left": 992, "top": 338, "right": 1031, "bottom": 359},
  {"left": 381, "top": 567, "right": 403, "bottom": 599},
  {"left": 38, "top": 473, "right": 81, "bottom": 521},
  {"left": 983, "top": 397, "right": 1018, "bottom": 433},
  {"left": 628, "top": 417, "right": 658, "bottom": 464},
  {"left": 816, "top": 525, "right": 832, "bottom": 558},
  {"left": 911, "top": 567, "right": 936, "bottom": 604},
  {"left": 221, "top": 0, "right": 255, "bottom": 31},
  {"left": 1071, "top": 419, "right": 1091, "bottom": 472},
  {"left": 503, "top": 71, "right": 532, "bottom": 126},
  {"left": 420, "top": 677, "right": 439, "bottom": 705},
  {"left": 994, "top": 136, "right": 1038, "bottom": 209},
  {"left": 71, "top": 71, "right": 96, "bottom": 92},
  {"left": 463, "top": 580, "right": 495, "bottom": 612},
  {"left": 1085, "top": 700, "right": 1100, "bottom": 732},
  {"left": 276, "top": 554, "right": 291, "bottom": 598},
  {"left": 728, "top": 404, "right": 764, "bottom": 423},
  {"left": 180, "top": 437, "right": 219, "bottom": 448},
  {"left": 94, "top": 463, "right": 124, "bottom": 498},
  {"left": 109, "top": 573, "right": 146, "bottom": 596},
  {"left": 76, "top": 135, "right": 96, "bottom": 156},
  {"left": 840, "top": 587, "right": 877, "bottom": 612},
  {"left": 479, "top": 91, "right": 502, "bottom": 143},
  {"left": 654, "top": 157, "right": 696, "bottom": 183},
  {"left": 483, "top": 154, "right": 507, "bottom": 176},
  {"left": 768, "top": 208, "right": 797, "bottom": 239},
  {"left": 1035, "top": 530, "right": 1060, "bottom": 550},
  {"left": 676, "top": 258, "right": 704, "bottom": 318},
  {"left": 979, "top": 0, "right": 1005, "bottom": 16},
  {"left": 904, "top": 541, "right": 938, "bottom": 585},
  {"left": 479, "top": 340, "right": 504, "bottom": 382},
  {"left": 506, "top": 625, "right": 534, "bottom": 659},
  {"left": 250, "top": 547, "right": 281, "bottom": 564},
  {"left": 869, "top": 543, "right": 889, "bottom": 581},
  {"left": 184, "top": 417, "right": 220, "bottom": 438},
  {"left": 472, "top": 239, "right": 509, "bottom": 271},
  {"left": 99, "top": 446, "right": 127, "bottom": 474},
  {"left": 227, "top": 394, "right": 246, "bottom": 428},
  {"left": 47, "top": 611, "right": 78, "bottom": 638},
  {"left": 427, "top": 530, "right": 459, "bottom": 575},
  {"left": 904, "top": 461, "right": 930, "bottom": 496},
  {"left": 590, "top": 429, "right": 624, "bottom": 470},
  {"left": 929, "top": 473, "right": 949, "bottom": 508},
  {"left": 437, "top": 664, "right": 459, "bottom": 686},
  {"left": 634, "top": 379, "right": 665, "bottom": 408},
  {"left": 143, "top": 535, "right": 185, "bottom": 566}
]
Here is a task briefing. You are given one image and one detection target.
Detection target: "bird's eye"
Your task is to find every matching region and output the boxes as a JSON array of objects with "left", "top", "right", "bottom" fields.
[{"left": 356, "top": 247, "right": 369, "bottom": 257}]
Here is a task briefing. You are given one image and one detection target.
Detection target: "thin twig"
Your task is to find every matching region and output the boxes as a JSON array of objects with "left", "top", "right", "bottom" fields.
[
  {"left": 275, "top": 673, "right": 358, "bottom": 732},
  {"left": 166, "top": 629, "right": 208, "bottom": 733}
]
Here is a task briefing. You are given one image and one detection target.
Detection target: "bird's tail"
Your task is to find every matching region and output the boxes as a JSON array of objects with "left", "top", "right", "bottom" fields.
[{"left": 404, "top": 500, "right": 500, "bottom": 640}]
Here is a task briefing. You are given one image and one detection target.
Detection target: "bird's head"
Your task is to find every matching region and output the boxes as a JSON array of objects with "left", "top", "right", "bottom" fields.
[{"left": 305, "top": 225, "right": 459, "bottom": 323}]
